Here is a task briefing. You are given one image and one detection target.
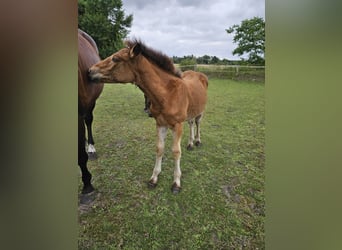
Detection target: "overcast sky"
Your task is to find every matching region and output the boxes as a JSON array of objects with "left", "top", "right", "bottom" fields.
[{"left": 122, "top": 0, "right": 264, "bottom": 60}]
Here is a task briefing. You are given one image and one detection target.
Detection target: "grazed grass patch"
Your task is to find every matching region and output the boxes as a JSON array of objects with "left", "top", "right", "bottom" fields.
[{"left": 79, "top": 79, "right": 265, "bottom": 249}]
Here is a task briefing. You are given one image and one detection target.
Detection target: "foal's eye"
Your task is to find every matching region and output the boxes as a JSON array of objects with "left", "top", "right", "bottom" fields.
[{"left": 112, "top": 57, "right": 121, "bottom": 62}]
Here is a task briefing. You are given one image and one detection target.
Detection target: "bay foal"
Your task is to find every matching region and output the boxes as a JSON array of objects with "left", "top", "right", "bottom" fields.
[{"left": 88, "top": 39, "right": 208, "bottom": 193}]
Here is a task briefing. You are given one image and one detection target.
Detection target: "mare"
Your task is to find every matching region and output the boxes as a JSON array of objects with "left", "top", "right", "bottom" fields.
[
  {"left": 78, "top": 29, "right": 104, "bottom": 194},
  {"left": 88, "top": 39, "right": 208, "bottom": 193}
]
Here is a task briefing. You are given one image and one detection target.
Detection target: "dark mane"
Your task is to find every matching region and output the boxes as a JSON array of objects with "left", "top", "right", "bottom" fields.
[{"left": 126, "top": 39, "right": 182, "bottom": 78}]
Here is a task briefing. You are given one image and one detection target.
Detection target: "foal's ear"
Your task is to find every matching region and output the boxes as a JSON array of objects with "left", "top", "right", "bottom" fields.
[{"left": 129, "top": 43, "right": 141, "bottom": 58}]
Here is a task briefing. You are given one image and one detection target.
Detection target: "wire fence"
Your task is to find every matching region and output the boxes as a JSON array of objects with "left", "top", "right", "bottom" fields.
[{"left": 176, "top": 64, "right": 265, "bottom": 82}]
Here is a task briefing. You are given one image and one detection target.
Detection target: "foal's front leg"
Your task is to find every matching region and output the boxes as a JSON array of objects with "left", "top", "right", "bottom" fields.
[
  {"left": 171, "top": 123, "right": 183, "bottom": 194},
  {"left": 148, "top": 126, "right": 168, "bottom": 188}
]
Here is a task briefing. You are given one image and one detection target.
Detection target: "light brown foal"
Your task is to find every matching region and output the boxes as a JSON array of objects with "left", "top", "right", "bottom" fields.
[{"left": 88, "top": 39, "right": 208, "bottom": 193}]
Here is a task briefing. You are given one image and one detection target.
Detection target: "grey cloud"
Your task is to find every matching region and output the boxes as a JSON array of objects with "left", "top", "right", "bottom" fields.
[
  {"left": 122, "top": 0, "right": 264, "bottom": 59},
  {"left": 175, "top": 0, "right": 208, "bottom": 7}
]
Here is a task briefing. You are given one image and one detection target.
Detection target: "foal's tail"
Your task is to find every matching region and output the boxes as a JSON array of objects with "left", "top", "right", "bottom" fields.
[
  {"left": 182, "top": 70, "right": 208, "bottom": 89},
  {"left": 198, "top": 72, "right": 209, "bottom": 89}
]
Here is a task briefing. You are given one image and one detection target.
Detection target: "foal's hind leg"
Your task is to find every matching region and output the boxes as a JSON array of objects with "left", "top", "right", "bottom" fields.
[
  {"left": 187, "top": 119, "right": 195, "bottom": 150},
  {"left": 194, "top": 113, "right": 204, "bottom": 146}
]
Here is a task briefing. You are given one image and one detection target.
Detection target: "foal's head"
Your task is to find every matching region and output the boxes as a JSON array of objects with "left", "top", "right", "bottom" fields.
[
  {"left": 88, "top": 39, "right": 181, "bottom": 83},
  {"left": 88, "top": 44, "right": 138, "bottom": 83}
]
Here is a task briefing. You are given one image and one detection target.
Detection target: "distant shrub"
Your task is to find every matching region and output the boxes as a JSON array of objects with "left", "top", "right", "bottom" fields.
[{"left": 179, "top": 58, "right": 197, "bottom": 71}]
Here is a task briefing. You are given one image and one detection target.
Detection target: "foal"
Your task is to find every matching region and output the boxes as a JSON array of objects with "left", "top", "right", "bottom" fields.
[{"left": 88, "top": 39, "right": 208, "bottom": 193}]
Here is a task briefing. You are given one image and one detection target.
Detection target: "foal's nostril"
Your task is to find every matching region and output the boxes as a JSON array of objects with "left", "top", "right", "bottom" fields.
[
  {"left": 88, "top": 68, "right": 94, "bottom": 79},
  {"left": 87, "top": 68, "right": 94, "bottom": 81}
]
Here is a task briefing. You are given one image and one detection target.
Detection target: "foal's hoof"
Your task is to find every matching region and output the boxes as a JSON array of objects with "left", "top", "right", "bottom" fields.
[
  {"left": 195, "top": 141, "right": 202, "bottom": 147},
  {"left": 171, "top": 183, "right": 181, "bottom": 194},
  {"left": 187, "top": 144, "right": 194, "bottom": 151},
  {"left": 147, "top": 180, "right": 157, "bottom": 189},
  {"left": 87, "top": 152, "right": 98, "bottom": 160}
]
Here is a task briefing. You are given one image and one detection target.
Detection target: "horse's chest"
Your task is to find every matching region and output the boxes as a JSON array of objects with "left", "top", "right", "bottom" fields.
[
  {"left": 151, "top": 100, "right": 187, "bottom": 126},
  {"left": 154, "top": 110, "right": 187, "bottom": 127}
]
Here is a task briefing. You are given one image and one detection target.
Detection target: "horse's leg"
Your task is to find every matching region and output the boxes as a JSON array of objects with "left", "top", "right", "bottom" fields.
[
  {"left": 143, "top": 94, "right": 152, "bottom": 117},
  {"left": 187, "top": 119, "right": 195, "bottom": 150},
  {"left": 85, "top": 105, "right": 97, "bottom": 159},
  {"left": 171, "top": 123, "right": 183, "bottom": 194},
  {"left": 194, "top": 113, "right": 203, "bottom": 147},
  {"left": 78, "top": 115, "right": 94, "bottom": 194},
  {"left": 148, "top": 125, "right": 168, "bottom": 188},
  {"left": 143, "top": 94, "right": 149, "bottom": 112}
]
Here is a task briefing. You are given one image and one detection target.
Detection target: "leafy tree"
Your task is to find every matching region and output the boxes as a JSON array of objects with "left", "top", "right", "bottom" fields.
[
  {"left": 211, "top": 56, "right": 220, "bottom": 64},
  {"left": 172, "top": 56, "right": 181, "bottom": 64},
  {"left": 226, "top": 17, "right": 265, "bottom": 65},
  {"left": 197, "top": 55, "right": 211, "bottom": 64},
  {"left": 78, "top": 0, "right": 133, "bottom": 58},
  {"left": 179, "top": 58, "right": 197, "bottom": 71}
]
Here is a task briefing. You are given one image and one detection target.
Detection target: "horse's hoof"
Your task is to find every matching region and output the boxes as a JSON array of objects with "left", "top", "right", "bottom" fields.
[
  {"left": 87, "top": 152, "right": 97, "bottom": 160},
  {"left": 187, "top": 144, "right": 194, "bottom": 151},
  {"left": 147, "top": 180, "right": 157, "bottom": 189},
  {"left": 195, "top": 141, "right": 202, "bottom": 147},
  {"left": 82, "top": 184, "right": 95, "bottom": 194},
  {"left": 80, "top": 189, "right": 97, "bottom": 205},
  {"left": 171, "top": 183, "right": 181, "bottom": 194}
]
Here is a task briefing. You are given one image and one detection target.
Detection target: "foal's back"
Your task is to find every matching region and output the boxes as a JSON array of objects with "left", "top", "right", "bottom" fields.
[{"left": 181, "top": 70, "right": 208, "bottom": 119}]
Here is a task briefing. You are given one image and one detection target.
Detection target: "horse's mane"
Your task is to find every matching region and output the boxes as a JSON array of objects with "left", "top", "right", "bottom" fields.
[{"left": 125, "top": 39, "right": 182, "bottom": 78}]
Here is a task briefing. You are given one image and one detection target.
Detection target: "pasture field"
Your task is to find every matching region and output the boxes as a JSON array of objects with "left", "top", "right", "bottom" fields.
[{"left": 79, "top": 78, "right": 265, "bottom": 249}]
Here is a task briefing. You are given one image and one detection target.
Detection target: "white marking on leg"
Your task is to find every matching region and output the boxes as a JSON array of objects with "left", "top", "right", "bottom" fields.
[
  {"left": 150, "top": 126, "right": 168, "bottom": 184},
  {"left": 87, "top": 144, "right": 96, "bottom": 154},
  {"left": 188, "top": 119, "right": 195, "bottom": 148},
  {"left": 195, "top": 113, "right": 203, "bottom": 144},
  {"left": 172, "top": 124, "right": 183, "bottom": 187},
  {"left": 173, "top": 158, "right": 181, "bottom": 187}
]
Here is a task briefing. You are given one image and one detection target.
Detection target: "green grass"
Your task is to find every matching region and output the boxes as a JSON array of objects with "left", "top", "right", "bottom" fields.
[{"left": 79, "top": 79, "right": 265, "bottom": 249}]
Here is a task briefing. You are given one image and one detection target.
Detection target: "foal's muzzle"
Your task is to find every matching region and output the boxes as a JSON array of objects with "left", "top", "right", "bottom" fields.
[{"left": 87, "top": 68, "right": 100, "bottom": 83}]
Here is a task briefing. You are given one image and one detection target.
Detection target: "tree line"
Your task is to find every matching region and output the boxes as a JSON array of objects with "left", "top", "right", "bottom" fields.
[{"left": 173, "top": 55, "right": 247, "bottom": 66}]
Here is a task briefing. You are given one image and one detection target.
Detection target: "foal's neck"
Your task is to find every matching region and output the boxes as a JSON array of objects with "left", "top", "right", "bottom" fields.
[{"left": 134, "top": 56, "right": 174, "bottom": 106}]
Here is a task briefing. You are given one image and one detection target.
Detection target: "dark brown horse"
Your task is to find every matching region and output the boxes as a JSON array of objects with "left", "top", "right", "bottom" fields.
[
  {"left": 78, "top": 29, "right": 104, "bottom": 194},
  {"left": 88, "top": 39, "right": 208, "bottom": 193}
]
